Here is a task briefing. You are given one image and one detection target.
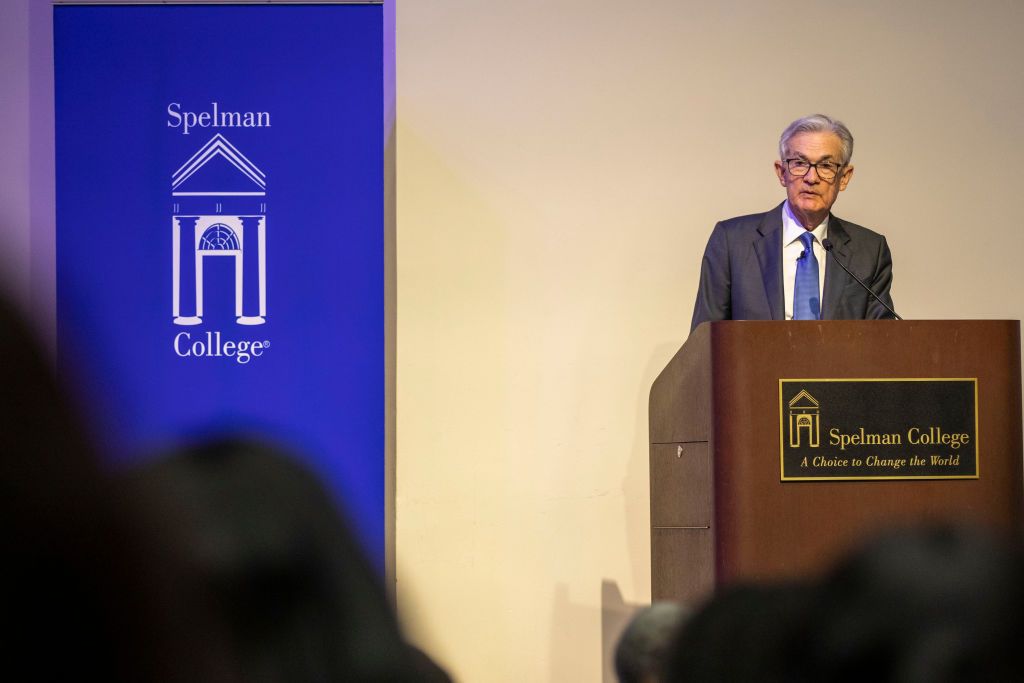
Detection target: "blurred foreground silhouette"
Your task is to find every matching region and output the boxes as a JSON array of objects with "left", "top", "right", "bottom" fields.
[
  {"left": 660, "top": 525, "right": 1024, "bottom": 683},
  {"left": 125, "top": 438, "right": 447, "bottom": 682},
  {"left": 0, "top": 290, "right": 448, "bottom": 682}
]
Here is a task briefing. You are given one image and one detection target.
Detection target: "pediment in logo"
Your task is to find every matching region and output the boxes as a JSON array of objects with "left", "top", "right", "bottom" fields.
[
  {"left": 789, "top": 389, "right": 819, "bottom": 409},
  {"left": 172, "top": 134, "right": 266, "bottom": 196}
]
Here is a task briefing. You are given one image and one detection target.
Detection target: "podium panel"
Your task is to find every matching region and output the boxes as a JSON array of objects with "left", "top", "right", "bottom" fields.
[{"left": 649, "top": 321, "right": 1023, "bottom": 602}]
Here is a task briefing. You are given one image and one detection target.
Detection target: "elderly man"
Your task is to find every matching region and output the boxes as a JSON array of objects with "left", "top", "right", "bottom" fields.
[{"left": 690, "top": 114, "right": 895, "bottom": 333}]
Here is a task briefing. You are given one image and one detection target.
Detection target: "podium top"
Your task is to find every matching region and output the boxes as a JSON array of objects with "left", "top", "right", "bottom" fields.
[{"left": 651, "top": 319, "right": 1021, "bottom": 446}]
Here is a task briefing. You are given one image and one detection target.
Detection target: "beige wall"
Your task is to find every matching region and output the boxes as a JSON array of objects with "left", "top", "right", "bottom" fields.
[{"left": 396, "top": 1, "right": 1024, "bottom": 681}]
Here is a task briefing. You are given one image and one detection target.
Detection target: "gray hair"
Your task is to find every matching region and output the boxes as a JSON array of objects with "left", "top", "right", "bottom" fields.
[{"left": 779, "top": 114, "right": 854, "bottom": 166}]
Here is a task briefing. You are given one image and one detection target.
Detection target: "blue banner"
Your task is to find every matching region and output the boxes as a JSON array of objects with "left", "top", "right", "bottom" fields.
[{"left": 55, "top": 4, "right": 385, "bottom": 564}]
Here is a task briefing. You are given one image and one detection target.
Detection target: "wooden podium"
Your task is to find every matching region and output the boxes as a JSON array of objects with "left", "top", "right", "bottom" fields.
[{"left": 648, "top": 320, "right": 1023, "bottom": 602}]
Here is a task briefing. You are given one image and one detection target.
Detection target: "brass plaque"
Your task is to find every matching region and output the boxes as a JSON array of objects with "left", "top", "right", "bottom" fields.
[{"left": 779, "top": 379, "right": 978, "bottom": 481}]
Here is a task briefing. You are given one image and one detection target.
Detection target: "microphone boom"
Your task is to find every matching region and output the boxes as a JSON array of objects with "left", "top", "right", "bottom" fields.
[{"left": 821, "top": 238, "right": 902, "bottom": 321}]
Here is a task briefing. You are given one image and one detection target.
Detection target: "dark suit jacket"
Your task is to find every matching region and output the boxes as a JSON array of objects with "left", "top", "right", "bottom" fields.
[{"left": 690, "top": 202, "right": 894, "bottom": 333}]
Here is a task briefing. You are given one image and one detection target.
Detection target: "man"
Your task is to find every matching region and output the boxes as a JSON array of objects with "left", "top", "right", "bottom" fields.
[{"left": 690, "top": 114, "right": 895, "bottom": 333}]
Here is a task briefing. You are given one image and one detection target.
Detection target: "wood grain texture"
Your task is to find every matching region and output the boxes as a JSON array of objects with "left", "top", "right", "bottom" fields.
[{"left": 650, "top": 320, "right": 1024, "bottom": 602}]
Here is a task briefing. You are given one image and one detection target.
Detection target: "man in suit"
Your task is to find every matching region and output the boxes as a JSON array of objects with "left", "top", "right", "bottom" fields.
[{"left": 690, "top": 114, "right": 895, "bottom": 333}]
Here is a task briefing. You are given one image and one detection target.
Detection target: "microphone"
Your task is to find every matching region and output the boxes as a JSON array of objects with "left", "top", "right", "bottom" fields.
[{"left": 821, "top": 238, "right": 902, "bottom": 320}]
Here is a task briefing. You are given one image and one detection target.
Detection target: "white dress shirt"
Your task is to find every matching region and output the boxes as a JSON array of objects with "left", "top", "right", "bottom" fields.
[{"left": 781, "top": 202, "right": 828, "bottom": 320}]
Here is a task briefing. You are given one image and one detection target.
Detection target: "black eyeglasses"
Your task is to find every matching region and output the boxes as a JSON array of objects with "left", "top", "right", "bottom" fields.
[{"left": 784, "top": 158, "right": 843, "bottom": 181}]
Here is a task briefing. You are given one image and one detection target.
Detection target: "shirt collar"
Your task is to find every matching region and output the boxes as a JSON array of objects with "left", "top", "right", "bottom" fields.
[{"left": 782, "top": 201, "right": 829, "bottom": 246}]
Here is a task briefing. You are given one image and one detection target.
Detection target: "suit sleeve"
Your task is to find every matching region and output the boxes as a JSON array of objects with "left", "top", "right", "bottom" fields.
[
  {"left": 690, "top": 221, "right": 732, "bottom": 333},
  {"left": 865, "top": 235, "right": 896, "bottom": 319}
]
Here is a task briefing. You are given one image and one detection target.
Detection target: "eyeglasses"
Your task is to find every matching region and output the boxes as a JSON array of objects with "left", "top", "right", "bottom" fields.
[{"left": 784, "top": 158, "right": 843, "bottom": 181}]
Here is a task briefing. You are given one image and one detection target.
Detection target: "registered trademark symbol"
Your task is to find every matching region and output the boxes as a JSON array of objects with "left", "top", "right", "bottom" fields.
[{"left": 263, "top": 340, "right": 270, "bottom": 348}]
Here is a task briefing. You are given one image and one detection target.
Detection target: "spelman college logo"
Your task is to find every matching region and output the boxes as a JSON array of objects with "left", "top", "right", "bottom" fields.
[
  {"left": 170, "top": 131, "right": 269, "bottom": 363},
  {"left": 788, "top": 389, "right": 820, "bottom": 448}
]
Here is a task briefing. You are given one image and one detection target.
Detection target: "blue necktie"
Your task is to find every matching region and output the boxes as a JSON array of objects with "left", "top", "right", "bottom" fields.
[{"left": 793, "top": 232, "right": 820, "bottom": 320}]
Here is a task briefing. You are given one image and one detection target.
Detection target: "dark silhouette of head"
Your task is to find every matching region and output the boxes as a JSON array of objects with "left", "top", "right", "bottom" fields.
[
  {"left": 0, "top": 293, "right": 231, "bottom": 682},
  {"left": 663, "top": 527, "right": 1024, "bottom": 683},
  {"left": 661, "top": 582, "right": 809, "bottom": 682},
  {"left": 125, "top": 438, "right": 432, "bottom": 682},
  {"left": 614, "top": 601, "right": 689, "bottom": 683},
  {"left": 795, "top": 525, "right": 1024, "bottom": 683}
]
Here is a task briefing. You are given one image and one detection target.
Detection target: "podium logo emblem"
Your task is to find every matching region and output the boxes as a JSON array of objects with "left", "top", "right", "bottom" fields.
[
  {"left": 171, "top": 134, "right": 267, "bottom": 326},
  {"left": 788, "top": 389, "right": 820, "bottom": 448}
]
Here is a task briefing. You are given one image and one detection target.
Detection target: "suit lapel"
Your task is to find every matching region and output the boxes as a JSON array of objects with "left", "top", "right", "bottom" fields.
[
  {"left": 822, "top": 216, "right": 852, "bottom": 319},
  {"left": 753, "top": 203, "right": 785, "bottom": 320}
]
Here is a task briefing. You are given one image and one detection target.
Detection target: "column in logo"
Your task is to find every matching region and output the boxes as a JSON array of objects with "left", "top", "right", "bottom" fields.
[
  {"left": 238, "top": 215, "right": 265, "bottom": 324},
  {"left": 173, "top": 215, "right": 201, "bottom": 325}
]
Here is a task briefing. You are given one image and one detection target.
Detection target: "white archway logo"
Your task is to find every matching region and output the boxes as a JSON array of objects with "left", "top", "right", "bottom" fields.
[{"left": 171, "top": 134, "right": 267, "bottom": 326}]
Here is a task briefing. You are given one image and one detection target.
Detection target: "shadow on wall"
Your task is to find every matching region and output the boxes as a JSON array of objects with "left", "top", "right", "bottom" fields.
[
  {"left": 607, "top": 337, "right": 694, "bottom": 681},
  {"left": 621, "top": 340, "right": 689, "bottom": 596},
  {"left": 600, "top": 580, "right": 645, "bottom": 683},
  {"left": 549, "top": 583, "right": 598, "bottom": 682}
]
